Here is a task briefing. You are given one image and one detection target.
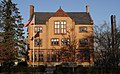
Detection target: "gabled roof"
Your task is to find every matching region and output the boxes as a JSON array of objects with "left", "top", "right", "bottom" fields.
[
  {"left": 34, "top": 8, "right": 93, "bottom": 25},
  {"left": 52, "top": 7, "right": 69, "bottom": 17}
]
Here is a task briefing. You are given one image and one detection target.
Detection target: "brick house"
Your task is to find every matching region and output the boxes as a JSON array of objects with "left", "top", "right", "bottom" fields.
[{"left": 27, "top": 5, "right": 94, "bottom": 66}]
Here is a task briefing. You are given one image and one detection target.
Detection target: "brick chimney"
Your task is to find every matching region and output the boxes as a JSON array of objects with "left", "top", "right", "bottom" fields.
[
  {"left": 86, "top": 5, "right": 89, "bottom": 13},
  {"left": 111, "top": 15, "right": 116, "bottom": 35},
  {"left": 111, "top": 15, "right": 116, "bottom": 51},
  {"left": 30, "top": 5, "right": 34, "bottom": 18}
]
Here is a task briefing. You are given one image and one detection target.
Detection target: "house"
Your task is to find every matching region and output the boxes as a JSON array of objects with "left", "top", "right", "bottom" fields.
[{"left": 27, "top": 5, "right": 94, "bottom": 66}]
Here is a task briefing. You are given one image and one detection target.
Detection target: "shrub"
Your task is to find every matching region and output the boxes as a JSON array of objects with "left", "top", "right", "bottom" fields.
[{"left": 17, "top": 61, "right": 28, "bottom": 67}]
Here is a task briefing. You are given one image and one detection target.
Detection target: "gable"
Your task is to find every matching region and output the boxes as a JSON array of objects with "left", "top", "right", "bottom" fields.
[{"left": 52, "top": 7, "right": 69, "bottom": 17}]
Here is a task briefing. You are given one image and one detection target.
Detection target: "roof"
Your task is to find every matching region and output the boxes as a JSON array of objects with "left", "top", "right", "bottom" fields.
[
  {"left": 34, "top": 9, "right": 93, "bottom": 25},
  {"left": 52, "top": 7, "right": 69, "bottom": 17}
]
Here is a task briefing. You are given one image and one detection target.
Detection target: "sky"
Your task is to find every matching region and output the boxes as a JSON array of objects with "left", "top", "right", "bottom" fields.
[{"left": 12, "top": 0, "right": 120, "bottom": 37}]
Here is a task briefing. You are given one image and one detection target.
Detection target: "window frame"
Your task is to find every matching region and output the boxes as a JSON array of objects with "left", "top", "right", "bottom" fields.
[
  {"left": 61, "top": 38, "right": 70, "bottom": 46},
  {"left": 34, "top": 26, "right": 43, "bottom": 33},
  {"left": 57, "top": 51, "right": 62, "bottom": 62},
  {"left": 54, "top": 21, "right": 60, "bottom": 34},
  {"left": 34, "top": 38, "right": 42, "bottom": 47},
  {"left": 79, "top": 26, "right": 87, "bottom": 33},
  {"left": 38, "top": 51, "right": 44, "bottom": 62},
  {"left": 54, "top": 20, "right": 67, "bottom": 34},
  {"left": 51, "top": 38, "right": 59, "bottom": 46},
  {"left": 78, "top": 50, "right": 90, "bottom": 62},
  {"left": 79, "top": 38, "right": 88, "bottom": 47},
  {"left": 47, "top": 51, "right": 50, "bottom": 62},
  {"left": 31, "top": 51, "right": 37, "bottom": 62},
  {"left": 51, "top": 51, "right": 57, "bottom": 62},
  {"left": 61, "top": 21, "right": 67, "bottom": 34}
]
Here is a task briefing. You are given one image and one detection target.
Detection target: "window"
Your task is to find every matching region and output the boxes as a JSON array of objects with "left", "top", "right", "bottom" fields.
[
  {"left": 58, "top": 51, "right": 61, "bottom": 62},
  {"left": 34, "top": 52, "right": 37, "bottom": 61},
  {"left": 54, "top": 21, "right": 67, "bottom": 34},
  {"left": 47, "top": 51, "right": 50, "bottom": 62},
  {"left": 51, "top": 51, "right": 57, "bottom": 62},
  {"left": 79, "top": 38, "right": 88, "bottom": 47},
  {"left": 78, "top": 50, "right": 90, "bottom": 62},
  {"left": 38, "top": 51, "right": 44, "bottom": 62},
  {"left": 61, "top": 38, "right": 70, "bottom": 46},
  {"left": 31, "top": 51, "right": 37, "bottom": 61},
  {"left": 79, "top": 27, "right": 87, "bottom": 32},
  {"left": 34, "top": 27, "right": 42, "bottom": 33},
  {"left": 31, "top": 52, "right": 33, "bottom": 61},
  {"left": 34, "top": 38, "right": 42, "bottom": 47},
  {"left": 51, "top": 38, "right": 59, "bottom": 46},
  {"left": 54, "top": 21, "right": 60, "bottom": 34},
  {"left": 61, "top": 21, "right": 67, "bottom": 34}
]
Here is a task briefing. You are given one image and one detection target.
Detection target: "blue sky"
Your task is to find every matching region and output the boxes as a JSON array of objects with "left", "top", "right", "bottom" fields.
[{"left": 12, "top": 0, "right": 120, "bottom": 37}]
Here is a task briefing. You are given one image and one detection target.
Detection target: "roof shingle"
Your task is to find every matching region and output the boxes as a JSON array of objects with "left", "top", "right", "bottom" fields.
[{"left": 34, "top": 12, "right": 93, "bottom": 25}]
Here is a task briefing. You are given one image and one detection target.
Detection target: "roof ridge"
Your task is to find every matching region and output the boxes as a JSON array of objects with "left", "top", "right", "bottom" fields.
[{"left": 34, "top": 11, "right": 87, "bottom": 13}]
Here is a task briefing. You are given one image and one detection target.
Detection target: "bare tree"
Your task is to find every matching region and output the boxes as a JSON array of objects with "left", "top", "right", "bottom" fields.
[
  {"left": 60, "top": 28, "right": 78, "bottom": 62},
  {"left": 94, "top": 22, "right": 120, "bottom": 67}
]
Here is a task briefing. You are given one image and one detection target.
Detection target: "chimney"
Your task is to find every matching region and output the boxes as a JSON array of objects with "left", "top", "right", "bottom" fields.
[
  {"left": 111, "top": 15, "right": 116, "bottom": 35},
  {"left": 111, "top": 15, "right": 116, "bottom": 51},
  {"left": 30, "top": 5, "right": 34, "bottom": 18},
  {"left": 86, "top": 5, "right": 89, "bottom": 13}
]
